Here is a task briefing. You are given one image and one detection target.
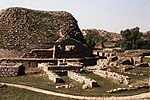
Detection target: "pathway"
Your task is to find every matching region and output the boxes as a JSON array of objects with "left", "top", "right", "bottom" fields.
[{"left": 0, "top": 82, "right": 150, "bottom": 100}]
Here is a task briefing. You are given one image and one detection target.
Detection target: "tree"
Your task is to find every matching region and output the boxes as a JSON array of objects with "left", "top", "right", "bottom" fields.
[
  {"left": 84, "top": 30, "right": 106, "bottom": 49},
  {"left": 116, "top": 27, "right": 142, "bottom": 50}
]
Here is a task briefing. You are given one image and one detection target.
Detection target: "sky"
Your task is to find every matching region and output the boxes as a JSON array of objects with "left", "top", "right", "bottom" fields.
[{"left": 0, "top": 0, "right": 149, "bottom": 33}]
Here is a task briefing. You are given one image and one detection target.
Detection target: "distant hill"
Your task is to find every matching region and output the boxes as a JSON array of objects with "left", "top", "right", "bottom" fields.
[
  {"left": 142, "top": 31, "right": 150, "bottom": 41},
  {"left": 82, "top": 29, "right": 121, "bottom": 42},
  {"left": 0, "top": 7, "right": 85, "bottom": 50}
]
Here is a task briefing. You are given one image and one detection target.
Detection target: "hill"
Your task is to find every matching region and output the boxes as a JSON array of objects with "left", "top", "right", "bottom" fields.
[
  {"left": 0, "top": 7, "right": 85, "bottom": 50},
  {"left": 82, "top": 29, "right": 121, "bottom": 42}
]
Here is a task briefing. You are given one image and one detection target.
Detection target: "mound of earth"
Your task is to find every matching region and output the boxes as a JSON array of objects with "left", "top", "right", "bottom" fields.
[{"left": 0, "top": 7, "right": 85, "bottom": 50}]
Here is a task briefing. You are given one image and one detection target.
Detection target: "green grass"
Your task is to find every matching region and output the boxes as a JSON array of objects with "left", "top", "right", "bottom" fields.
[
  {"left": 144, "top": 57, "right": 150, "bottom": 63},
  {"left": 0, "top": 86, "right": 74, "bottom": 100},
  {"left": 0, "top": 69, "right": 149, "bottom": 98},
  {"left": 109, "top": 65, "right": 150, "bottom": 85}
]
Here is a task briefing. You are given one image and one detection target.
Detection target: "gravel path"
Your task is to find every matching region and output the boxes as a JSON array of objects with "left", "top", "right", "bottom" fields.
[{"left": 0, "top": 82, "right": 150, "bottom": 100}]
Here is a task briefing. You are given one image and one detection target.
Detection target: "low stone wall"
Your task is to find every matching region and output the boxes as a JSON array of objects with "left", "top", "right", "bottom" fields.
[
  {"left": 96, "top": 59, "right": 110, "bottom": 69},
  {"left": 0, "top": 63, "right": 24, "bottom": 77},
  {"left": 38, "top": 63, "right": 64, "bottom": 83},
  {"left": 132, "top": 56, "right": 143, "bottom": 64},
  {"left": 93, "top": 70, "right": 130, "bottom": 85},
  {"left": 136, "top": 62, "right": 149, "bottom": 67},
  {"left": 45, "top": 70, "right": 64, "bottom": 83},
  {"left": 119, "top": 65, "right": 135, "bottom": 72},
  {"left": 107, "top": 84, "right": 150, "bottom": 93},
  {"left": 67, "top": 71, "right": 98, "bottom": 89},
  {"left": 38, "top": 62, "right": 83, "bottom": 71}
]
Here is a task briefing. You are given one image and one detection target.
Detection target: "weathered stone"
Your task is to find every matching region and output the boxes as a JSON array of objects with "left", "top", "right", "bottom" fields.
[
  {"left": 107, "top": 84, "right": 150, "bottom": 93},
  {"left": 136, "top": 63, "right": 149, "bottom": 67},
  {"left": 132, "top": 56, "right": 143, "bottom": 64},
  {"left": 120, "top": 65, "right": 135, "bottom": 72},
  {"left": 38, "top": 63, "right": 64, "bottom": 83},
  {"left": 93, "top": 70, "right": 130, "bottom": 85},
  {"left": 0, "top": 63, "right": 25, "bottom": 77},
  {"left": 67, "top": 71, "right": 98, "bottom": 89},
  {"left": 0, "top": 7, "right": 85, "bottom": 50},
  {"left": 118, "top": 57, "right": 134, "bottom": 65},
  {"left": 110, "top": 56, "right": 118, "bottom": 62},
  {"left": 56, "top": 84, "right": 74, "bottom": 89}
]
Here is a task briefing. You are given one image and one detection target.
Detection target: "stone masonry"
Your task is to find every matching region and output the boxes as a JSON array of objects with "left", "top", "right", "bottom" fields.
[
  {"left": 93, "top": 70, "right": 130, "bottom": 85},
  {"left": 0, "top": 63, "right": 25, "bottom": 77},
  {"left": 38, "top": 63, "right": 64, "bottom": 83},
  {"left": 67, "top": 71, "right": 98, "bottom": 89}
]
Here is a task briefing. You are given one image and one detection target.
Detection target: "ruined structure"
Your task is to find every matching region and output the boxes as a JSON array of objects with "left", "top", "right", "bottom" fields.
[
  {"left": 107, "top": 84, "right": 150, "bottom": 93},
  {"left": 93, "top": 70, "right": 130, "bottom": 85},
  {"left": 23, "top": 38, "right": 91, "bottom": 58},
  {"left": 38, "top": 63, "right": 64, "bottom": 83},
  {"left": 0, "top": 7, "right": 85, "bottom": 50},
  {"left": 96, "top": 49, "right": 145, "bottom": 70},
  {"left": 38, "top": 59, "right": 83, "bottom": 72},
  {"left": 0, "top": 63, "right": 25, "bottom": 77},
  {"left": 68, "top": 71, "right": 98, "bottom": 89}
]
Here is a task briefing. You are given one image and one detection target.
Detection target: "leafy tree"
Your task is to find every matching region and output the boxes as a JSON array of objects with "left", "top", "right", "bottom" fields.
[
  {"left": 84, "top": 30, "right": 106, "bottom": 48},
  {"left": 116, "top": 27, "right": 142, "bottom": 50}
]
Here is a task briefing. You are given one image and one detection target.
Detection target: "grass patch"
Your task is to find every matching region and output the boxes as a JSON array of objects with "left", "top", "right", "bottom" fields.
[
  {"left": 0, "top": 68, "right": 149, "bottom": 98},
  {"left": 0, "top": 86, "right": 73, "bottom": 100}
]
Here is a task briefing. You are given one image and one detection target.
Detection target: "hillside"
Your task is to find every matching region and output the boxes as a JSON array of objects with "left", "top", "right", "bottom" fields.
[
  {"left": 0, "top": 7, "right": 85, "bottom": 50},
  {"left": 82, "top": 29, "right": 121, "bottom": 42}
]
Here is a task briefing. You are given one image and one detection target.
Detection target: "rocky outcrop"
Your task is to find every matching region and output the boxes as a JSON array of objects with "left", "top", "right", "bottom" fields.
[{"left": 0, "top": 7, "right": 85, "bottom": 50}]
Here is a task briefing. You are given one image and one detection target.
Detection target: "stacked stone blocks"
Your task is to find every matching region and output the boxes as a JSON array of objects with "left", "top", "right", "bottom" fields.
[
  {"left": 68, "top": 71, "right": 98, "bottom": 89},
  {"left": 0, "top": 63, "right": 23, "bottom": 77}
]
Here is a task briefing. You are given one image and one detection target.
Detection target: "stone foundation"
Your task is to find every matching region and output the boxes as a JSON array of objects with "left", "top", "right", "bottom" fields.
[
  {"left": 38, "top": 63, "right": 64, "bottom": 83},
  {"left": 0, "top": 63, "right": 25, "bottom": 77},
  {"left": 107, "top": 84, "right": 150, "bottom": 93},
  {"left": 67, "top": 71, "right": 98, "bottom": 89},
  {"left": 93, "top": 70, "right": 130, "bottom": 85}
]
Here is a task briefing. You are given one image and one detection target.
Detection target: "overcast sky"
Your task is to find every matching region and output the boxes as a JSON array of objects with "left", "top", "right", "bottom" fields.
[{"left": 0, "top": 0, "right": 149, "bottom": 33}]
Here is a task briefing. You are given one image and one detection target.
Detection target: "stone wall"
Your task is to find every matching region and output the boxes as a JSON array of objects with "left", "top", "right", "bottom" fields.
[
  {"left": 67, "top": 71, "right": 98, "bottom": 89},
  {"left": 0, "top": 63, "right": 25, "bottom": 77},
  {"left": 97, "top": 55, "right": 143, "bottom": 68},
  {"left": 96, "top": 52, "right": 116, "bottom": 57},
  {"left": 38, "top": 62, "right": 83, "bottom": 71},
  {"left": 107, "top": 84, "right": 150, "bottom": 93},
  {"left": 93, "top": 70, "right": 130, "bottom": 85},
  {"left": 38, "top": 63, "right": 64, "bottom": 83},
  {"left": 132, "top": 56, "right": 143, "bottom": 64}
]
